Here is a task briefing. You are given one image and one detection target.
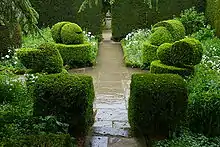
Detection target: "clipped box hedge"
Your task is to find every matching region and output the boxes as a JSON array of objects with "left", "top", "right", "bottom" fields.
[
  {"left": 142, "top": 42, "right": 158, "bottom": 69},
  {"left": 32, "top": 73, "right": 94, "bottom": 137},
  {"left": 3, "top": 134, "right": 75, "bottom": 147},
  {"left": 148, "top": 27, "right": 173, "bottom": 46},
  {"left": 157, "top": 38, "right": 203, "bottom": 67},
  {"left": 129, "top": 73, "right": 188, "bottom": 137},
  {"left": 17, "top": 43, "right": 63, "bottom": 74},
  {"left": 153, "top": 19, "right": 185, "bottom": 42},
  {"left": 53, "top": 43, "right": 93, "bottom": 68},
  {"left": 150, "top": 60, "right": 194, "bottom": 77}
]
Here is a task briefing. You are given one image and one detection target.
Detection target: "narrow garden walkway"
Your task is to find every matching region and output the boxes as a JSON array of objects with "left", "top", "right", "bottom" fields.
[{"left": 69, "top": 30, "right": 147, "bottom": 147}]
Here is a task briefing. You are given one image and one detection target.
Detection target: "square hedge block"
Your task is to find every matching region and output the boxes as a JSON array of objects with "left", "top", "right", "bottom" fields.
[
  {"left": 128, "top": 73, "right": 188, "bottom": 137},
  {"left": 32, "top": 73, "right": 95, "bottom": 137},
  {"left": 53, "top": 43, "right": 93, "bottom": 68}
]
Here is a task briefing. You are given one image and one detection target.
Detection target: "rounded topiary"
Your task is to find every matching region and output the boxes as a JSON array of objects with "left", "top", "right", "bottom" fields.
[
  {"left": 157, "top": 43, "right": 173, "bottom": 65},
  {"left": 51, "top": 22, "right": 71, "bottom": 43},
  {"left": 129, "top": 73, "right": 188, "bottom": 137},
  {"left": 157, "top": 38, "right": 203, "bottom": 67},
  {"left": 150, "top": 60, "right": 194, "bottom": 77},
  {"left": 142, "top": 41, "right": 158, "bottom": 69},
  {"left": 148, "top": 27, "right": 173, "bottom": 46},
  {"left": 153, "top": 20, "right": 185, "bottom": 41},
  {"left": 60, "top": 23, "right": 84, "bottom": 45}
]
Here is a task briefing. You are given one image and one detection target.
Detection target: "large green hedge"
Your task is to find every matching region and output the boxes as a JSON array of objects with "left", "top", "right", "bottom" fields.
[
  {"left": 53, "top": 43, "right": 93, "bottom": 68},
  {"left": 32, "top": 73, "right": 94, "bottom": 137},
  {"left": 129, "top": 73, "right": 188, "bottom": 137},
  {"left": 3, "top": 134, "right": 75, "bottom": 147},
  {"left": 111, "top": 0, "right": 148, "bottom": 41},
  {"left": 17, "top": 43, "right": 63, "bottom": 74},
  {"left": 30, "top": 0, "right": 103, "bottom": 36}
]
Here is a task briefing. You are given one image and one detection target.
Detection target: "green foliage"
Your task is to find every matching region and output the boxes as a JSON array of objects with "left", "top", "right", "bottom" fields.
[
  {"left": 175, "top": 7, "right": 205, "bottom": 35},
  {"left": 60, "top": 23, "right": 84, "bottom": 45},
  {"left": 17, "top": 43, "right": 63, "bottom": 74},
  {"left": 121, "top": 29, "right": 151, "bottom": 67},
  {"left": 32, "top": 73, "right": 95, "bottom": 137},
  {"left": 111, "top": 0, "right": 148, "bottom": 41},
  {"left": 153, "top": 19, "right": 185, "bottom": 41},
  {"left": 3, "top": 133, "right": 75, "bottom": 147},
  {"left": 0, "top": 0, "right": 39, "bottom": 34},
  {"left": 187, "top": 64, "right": 220, "bottom": 136},
  {"left": 51, "top": 22, "right": 71, "bottom": 44},
  {"left": 142, "top": 42, "right": 158, "bottom": 69},
  {"left": 129, "top": 73, "right": 188, "bottom": 137},
  {"left": 153, "top": 129, "right": 220, "bottom": 147},
  {"left": 157, "top": 38, "right": 203, "bottom": 67},
  {"left": 54, "top": 43, "right": 93, "bottom": 68},
  {"left": 191, "top": 25, "right": 215, "bottom": 41},
  {"left": 150, "top": 60, "right": 194, "bottom": 77},
  {"left": 148, "top": 27, "right": 173, "bottom": 46}
]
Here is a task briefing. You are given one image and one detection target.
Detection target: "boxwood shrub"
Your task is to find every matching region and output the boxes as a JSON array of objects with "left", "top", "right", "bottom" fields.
[
  {"left": 3, "top": 134, "right": 75, "bottom": 147},
  {"left": 142, "top": 42, "right": 158, "bottom": 69},
  {"left": 128, "top": 73, "right": 188, "bottom": 137},
  {"left": 150, "top": 60, "right": 194, "bottom": 77},
  {"left": 157, "top": 38, "right": 203, "bottom": 67},
  {"left": 51, "top": 21, "right": 71, "bottom": 43},
  {"left": 148, "top": 27, "right": 173, "bottom": 46},
  {"left": 53, "top": 43, "right": 93, "bottom": 68},
  {"left": 153, "top": 20, "right": 185, "bottom": 41},
  {"left": 32, "top": 73, "right": 95, "bottom": 137},
  {"left": 17, "top": 43, "right": 63, "bottom": 74}
]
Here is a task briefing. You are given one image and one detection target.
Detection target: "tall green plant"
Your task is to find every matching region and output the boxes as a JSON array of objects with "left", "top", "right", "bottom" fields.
[{"left": 0, "top": 0, "right": 39, "bottom": 34}]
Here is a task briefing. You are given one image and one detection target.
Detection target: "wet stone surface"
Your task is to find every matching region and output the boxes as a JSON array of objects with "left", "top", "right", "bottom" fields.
[
  {"left": 90, "top": 136, "right": 108, "bottom": 147},
  {"left": 93, "top": 127, "right": 129, "bottom": 137}
]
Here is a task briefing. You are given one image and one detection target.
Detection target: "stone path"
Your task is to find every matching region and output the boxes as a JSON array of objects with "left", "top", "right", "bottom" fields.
[{"left": 69, "top": 30, "right": 147, "bottom": 147}]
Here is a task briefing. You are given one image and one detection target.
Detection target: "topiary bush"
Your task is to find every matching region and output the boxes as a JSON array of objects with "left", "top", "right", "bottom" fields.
[
  {"left": 157, "top": 38, "right": 203, "bottom": 67},
  {"left": 32, "top": 73, "right": 95, "bottom": 137},
  {"left": 153, "top": 19, "right": 185, "bottom": 41},
  {"left": 3, "top": 134, "right": 75, "bottom": 147},
  {"left": 53, "top": 43, "right": 93, "bottom": 68},
  {"left": 148, "top": 27, "right": 173, "bottom": 46},
  {"left": 51, "top": 22, "right": 84, "bottom": 45},
  {"left": 142, "top": 42, "right": 158, "bottom": 69},
  {"left": 51, "top": 22, "right": 71, "bottom": 43},
  {"left": 128, "top": 73, "right": 188, "bottom": 138},
  {"left": 17, "top": 43, "right": 63, "bottom": 74},
  {"left": 150, "top": 60, "right": 194, "bottom": 77}
]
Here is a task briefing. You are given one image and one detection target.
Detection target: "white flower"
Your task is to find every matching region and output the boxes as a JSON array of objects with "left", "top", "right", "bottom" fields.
[{"left": 5, "top": 55, "right": 10, "bottom": 58}]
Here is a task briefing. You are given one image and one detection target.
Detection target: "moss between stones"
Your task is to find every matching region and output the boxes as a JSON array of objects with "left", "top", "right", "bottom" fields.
[
  {"left": 148, "top": 27, "right": 173, "bottom": 46},
  {"left": 150, "top": 60, "right": 194, "bottom": 77},
  {"left": 153, "top": 19, "right": 185, "bottom": 41},
  {"left": 53, "top": 43, "right": 92, "bottom": 68},
  {"left": 129, "top": 73, "right": 188, "bottom": 137}
]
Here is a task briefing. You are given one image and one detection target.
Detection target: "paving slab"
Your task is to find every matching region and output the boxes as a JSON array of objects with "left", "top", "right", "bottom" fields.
[
  {"left": 95, "top": 108, "right": 128, "bottom": 121},
  {"left": 93, "top": 127, "right": 129, "bottom": 137},
  {"left": 108, "top": 137, "right": 139, "bottom": 147},
  {"left": 90, "top": 136, "right": 108, "bottom": 147}
]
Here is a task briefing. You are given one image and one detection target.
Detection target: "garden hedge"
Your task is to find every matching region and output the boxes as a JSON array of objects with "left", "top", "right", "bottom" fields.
[
  {"left": 30, "top": 0, "right": 103, "bottom": 36},
  {"left": 150, "top": 60, "right": 194, "bottom": 77},
  {"left": 157, "top": 38, "right": 203, "bottom": 67},
  {"left": 111, "top": 0, "right": 148, "bottom": 41},
  {"left": 206, "top": 0, "right": 220, "bottom": 36},
  {"left": 148, "top": 27, "right": 173, "bottom": 46},
  {"left": 51, "top": 22, "right": 84, "bottom": 45},
  {"left": 32, "top": 73, "right": 94, "bottom": 137},
  {"left": 53, "top": 43, "right": 93, "bottom": 68},
  {"left": 142, "top": 42, "right": 158, "bottom": 69},
  {"left": 3, "top": 134, "right": 75, "bottom": 147},
  {"left": 129, "top": 73, "right": 188, "bottom": 137},
  {"left": 17, "top": 43, "right": 63, "bottom": 73},
  {"left": 153, "top": 19, "right": 185, "bottom": 41}
]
